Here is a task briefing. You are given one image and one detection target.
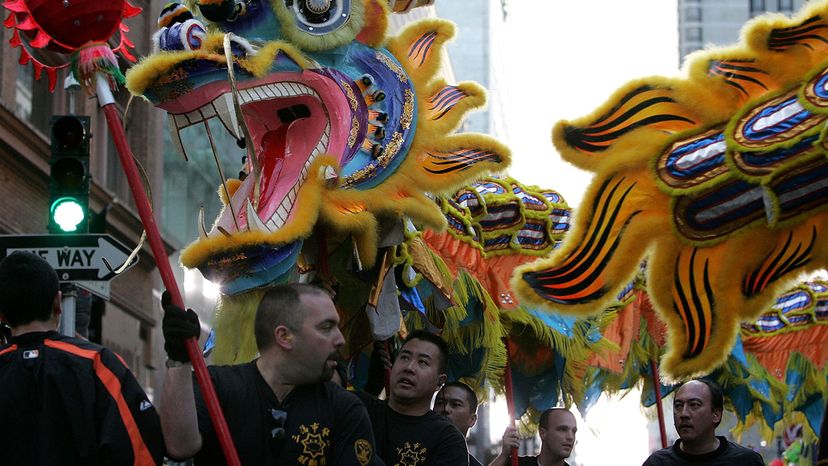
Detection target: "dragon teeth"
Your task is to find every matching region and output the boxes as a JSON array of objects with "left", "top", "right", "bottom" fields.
[
  {"left": 245, "top": 199, "right": 270, "bottom": 232},
  {"left": 198, "top": 207, "right": 211, "bottom": 240},
  {"left": 214, "top": 93, "right": 243, "bottom": 140}
]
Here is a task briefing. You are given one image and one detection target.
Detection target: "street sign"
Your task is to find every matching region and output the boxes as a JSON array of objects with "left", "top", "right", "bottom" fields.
[{"left": 0, "top": 234, "right": 138, "bottom": 283}]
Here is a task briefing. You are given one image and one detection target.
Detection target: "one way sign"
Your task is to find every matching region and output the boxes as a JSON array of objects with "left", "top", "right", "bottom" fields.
[{"left": 0, "top": 234, "right": 137, "bottom": 282}]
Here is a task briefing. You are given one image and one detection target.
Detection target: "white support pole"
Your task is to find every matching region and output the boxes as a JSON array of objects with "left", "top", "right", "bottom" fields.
[{"left": 58, "top": 284, "right": 77, "bottom": 337}]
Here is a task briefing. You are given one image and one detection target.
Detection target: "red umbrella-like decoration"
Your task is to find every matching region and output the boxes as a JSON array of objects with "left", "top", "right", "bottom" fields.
[{"left": 3, "top": 0, "right": 138, "bottom": 91}]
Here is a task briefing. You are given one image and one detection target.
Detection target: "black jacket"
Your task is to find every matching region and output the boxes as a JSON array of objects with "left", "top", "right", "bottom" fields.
[{"left": 0, "top": 331, "right": 164, "bottom": 465}]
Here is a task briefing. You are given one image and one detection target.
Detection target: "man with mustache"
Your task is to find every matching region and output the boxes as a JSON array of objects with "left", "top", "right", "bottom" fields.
[
  {"left": 160, "top": 283, "right": 381, "bottom": 465},
  {"left": 357, "top": 330, "right": 469, "bottom": 465},
  {"left": 491, "top": 408, "right": 577, "bottom": 466},
  {"left": 643, "top": 379, "right": 764, "bottom": 465}
]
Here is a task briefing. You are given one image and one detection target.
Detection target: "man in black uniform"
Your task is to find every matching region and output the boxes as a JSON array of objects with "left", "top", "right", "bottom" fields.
[
  {"left": 434, "top": 381, "right": 483, "bottom": 466},
  {"left": 160, "top": 283, "right": 381, "bottom": 465},
  {"left": 642, "top": 378, "right": 764, "bottom": 465},
  {"left": 0, "top": 251, "right": 165, "bottom": 465},
  {"left": 491, "top": 407, "right": 577, "bottom": 466},
  {"left": 357, "top": 330, "right": 469, "bottom": 465}
]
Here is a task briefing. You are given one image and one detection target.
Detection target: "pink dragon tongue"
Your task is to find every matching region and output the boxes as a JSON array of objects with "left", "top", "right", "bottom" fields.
[
  {"left": 253, "top": 102, "right": 327, "bottom": 227},
  {"left": 257, "top": 121, "right": 293, "bottom": 212}
]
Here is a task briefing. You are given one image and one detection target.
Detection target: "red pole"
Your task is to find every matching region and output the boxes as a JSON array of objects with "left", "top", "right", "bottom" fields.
[
  {"left": 650, "top": 358, "right": 668, "bottom": 449},
  {"left": 503, "top": 338, "right": 519, "bottom": 466},
  {"left": 99, "top": 77, "right": 241, "bottom": 466}
]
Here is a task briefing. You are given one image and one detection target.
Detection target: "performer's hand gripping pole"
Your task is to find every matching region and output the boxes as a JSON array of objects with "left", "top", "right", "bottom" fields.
[{"left": 96, "top": 74, "right": 241, "bottom": 466}]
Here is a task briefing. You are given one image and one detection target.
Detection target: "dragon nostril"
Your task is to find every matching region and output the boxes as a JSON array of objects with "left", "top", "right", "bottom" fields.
[
  {"left": 292, "top": 104, "right": 311, "bottom": 119},
  {"left": 277, "top": 104, "right": 311, "bottom": 124},
  {"left": 277, "top": 107, "right": 295, "bottom": 124}
]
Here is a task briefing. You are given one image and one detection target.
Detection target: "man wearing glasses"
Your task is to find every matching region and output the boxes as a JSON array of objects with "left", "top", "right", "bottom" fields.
[{"left": 159, "top": 283, "right": 381, "bottom": 465}]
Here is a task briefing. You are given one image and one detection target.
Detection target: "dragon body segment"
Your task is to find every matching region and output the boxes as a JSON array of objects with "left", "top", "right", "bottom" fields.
[{"left": 515, "top": 1, "right": 828, "bottom": 380}]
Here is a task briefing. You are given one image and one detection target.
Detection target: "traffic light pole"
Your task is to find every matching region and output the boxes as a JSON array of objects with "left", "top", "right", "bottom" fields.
[
  {"left": 58, "top": 283, "right": 77, "bottom": 337},
  {"left": 95, "top": 74, "right": 241, "bottom": 466}
]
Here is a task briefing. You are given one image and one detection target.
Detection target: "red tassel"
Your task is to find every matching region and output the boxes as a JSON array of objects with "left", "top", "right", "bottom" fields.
[
  {"left": 119, "top": 47, "right": 135, "bottom": 62},
  {"left": 122, "top": 1, "right": 142, "bottom": 18},
  {"left": 2, "top": 0, "right": 27, "bottom": 13},
  {"left": 33, "top": 62, "right": 42, "bottom": 79},
  {"left": 8, "top": 28, "right": 20, "bottom": 47},
  {"left": 17, "top": 47, "right": 29, "bottom": 65},
  {"left": 4, "top": 12, "right": 16, "bottom": 28},
  {"left": 46, "top": 67, "right": 57, "bottom": 92},
  {"left": 30, "top": 29, "right": 49, "bottom": 48},
  {"left": 15, "top": 15, "right": 36, "bottom": 30},
  {"left": 74, "top": 43, "right": 122, "bottom": 93}
]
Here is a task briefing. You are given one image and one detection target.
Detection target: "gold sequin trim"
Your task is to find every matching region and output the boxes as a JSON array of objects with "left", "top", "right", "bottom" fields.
[
  {"left": 384, "top": 132, "right": 404, "bottom": 161},
  {"left": 341, "top": 80, "right": 359, "bottom": 111},
  {"left": 342, "top": 132, "right": 405, "bottom": 186},
  {"left": 375, "top": 51, "right": 408, "bottom": 83},
  {"left": 401, "top": 89, "right": 414, "bottom": 130},
  {"left": 348, "top": 116, "right": 360, "bottom": 148}
]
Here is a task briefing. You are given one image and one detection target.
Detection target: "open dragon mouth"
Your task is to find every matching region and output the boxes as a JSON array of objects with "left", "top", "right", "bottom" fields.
[
  {"left": 156, "top": 66, "right": 357, "bottom": 293},
  {"left": 164, "top": 71, "right": 352, "bottom": 243}
]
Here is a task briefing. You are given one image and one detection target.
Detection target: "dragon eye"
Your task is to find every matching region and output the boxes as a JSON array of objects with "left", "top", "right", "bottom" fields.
[{"left": 284, "top": 0, "right": 352, "bottom": 35}]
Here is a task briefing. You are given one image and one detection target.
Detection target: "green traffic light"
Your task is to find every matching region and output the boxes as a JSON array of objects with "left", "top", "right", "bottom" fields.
[
  {"left": 51, "top": 197, "right": 86, "bottom": 232},
  {"left": 48, "top": 115, "right": 90, "bottom": 234}
]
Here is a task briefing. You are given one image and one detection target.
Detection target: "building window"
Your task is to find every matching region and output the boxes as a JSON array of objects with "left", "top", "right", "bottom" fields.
[
  {"left": 778, "top": 0, "right": 792, "bottom": 12},
  {"left": 750, "top": 0, "right": 766, "bottom": 16},
  {"left": 15, "top": 63, "right": 53, "bottom": 134},
  {"left": 686, "top": 7, "right": 702, "bottom": 22},
  {"left": 686, "top": 27, "right": 702, "bottom": 42}
]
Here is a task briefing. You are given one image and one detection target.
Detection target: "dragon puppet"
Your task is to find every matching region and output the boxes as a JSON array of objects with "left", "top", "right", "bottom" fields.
[
  {"left": 125, "top": 0, "right": 510, "bottom": 363},
  {"left": 514, "top": 0, "right": 828, "bottom": 381}
]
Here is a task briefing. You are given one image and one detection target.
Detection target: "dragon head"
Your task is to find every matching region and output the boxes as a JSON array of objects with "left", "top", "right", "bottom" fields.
[{"left": 127, "top": 0, "right": 510, "bottom": 296}]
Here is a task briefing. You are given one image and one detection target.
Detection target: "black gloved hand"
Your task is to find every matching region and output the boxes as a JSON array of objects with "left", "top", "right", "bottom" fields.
[{"left": 161, "top": 291, "right": 200, "bottom": 363}]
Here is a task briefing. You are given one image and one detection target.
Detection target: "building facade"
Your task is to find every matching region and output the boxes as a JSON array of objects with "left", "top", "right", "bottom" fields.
[
  {"left": 678, "top": 0, "right": 809, "bottom": 64},
  {"left": 0, "top": 0, "right": 172, "bottom": 398},
  {"left": 435, "top": 1, "right": 511, "bottom": 144}
]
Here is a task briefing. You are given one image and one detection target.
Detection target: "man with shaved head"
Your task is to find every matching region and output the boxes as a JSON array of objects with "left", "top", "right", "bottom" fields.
[
  {"left": 643, "top": 378, "right": 764, "bottom": 465},
  {"left": 491, "top": 407, "right": 577, "bottom": 466}
]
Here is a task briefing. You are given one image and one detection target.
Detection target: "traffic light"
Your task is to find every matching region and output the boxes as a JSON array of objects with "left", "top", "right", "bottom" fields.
[{"left": 48, "top": 115, "right": 91, "bottom": 234}]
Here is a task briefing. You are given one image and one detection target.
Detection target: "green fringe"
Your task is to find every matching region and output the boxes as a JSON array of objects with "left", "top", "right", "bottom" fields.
[{"left": 210, "top": 289, "right": 266, "bottom": 364}]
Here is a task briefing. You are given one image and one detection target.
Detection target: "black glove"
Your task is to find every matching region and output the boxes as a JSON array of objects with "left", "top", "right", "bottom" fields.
[{"left": 161, "top": 291, "right": 200, "bottom": 363}]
